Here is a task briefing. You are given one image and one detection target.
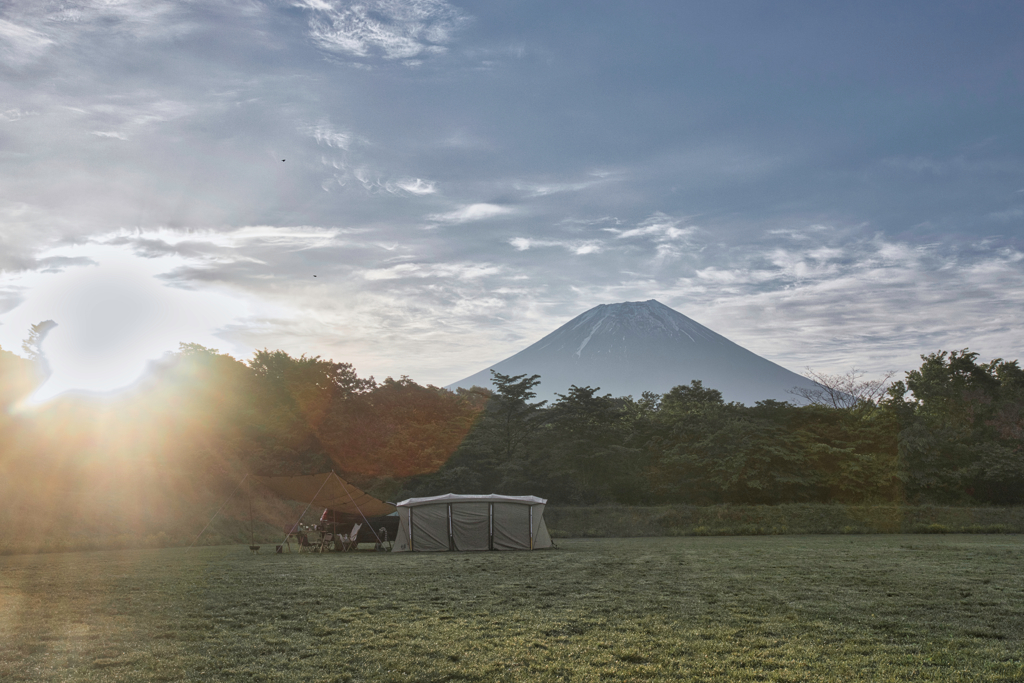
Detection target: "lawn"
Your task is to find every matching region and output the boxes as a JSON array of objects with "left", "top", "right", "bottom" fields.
[{"left": 1, "top": 536, "right": 1022, "bottom": 682}]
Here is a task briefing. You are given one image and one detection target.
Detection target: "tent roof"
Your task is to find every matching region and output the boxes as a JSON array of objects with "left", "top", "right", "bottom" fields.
[
  {"left": 396, "top": 493, "right": 547, "bottom": 507},
  {"left": 253, "top": 472, "right": 395, "bottom": 517}
]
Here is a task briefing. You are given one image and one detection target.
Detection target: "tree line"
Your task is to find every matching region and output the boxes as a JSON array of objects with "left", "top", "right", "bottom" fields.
[
  {"left": 1, "top": 336, "right": 1021, "bottom": 507},
  {"left": 406, "top": 350, "right": 1024, "bottom": 506}
]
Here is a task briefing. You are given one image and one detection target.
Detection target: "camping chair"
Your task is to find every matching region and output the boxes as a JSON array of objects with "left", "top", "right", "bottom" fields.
[
  {"left": 318, "top": 532, "right": 334, "bottom": 553},
  {"left": 297, "top": 531, "right": 317, "bottom": 553},
  {"left": 338, "top": 523, "right": 361, "bottom": 551}
]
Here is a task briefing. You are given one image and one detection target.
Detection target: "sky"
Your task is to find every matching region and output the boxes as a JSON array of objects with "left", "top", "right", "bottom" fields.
[{"left": 1, "top": 0, "right": 1022, "bottom": 398}]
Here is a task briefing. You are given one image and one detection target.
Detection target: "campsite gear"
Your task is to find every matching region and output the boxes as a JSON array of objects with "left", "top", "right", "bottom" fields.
[
  {"left": 252, "top": 472, "right": 395, "bottom": 518},
  {"left": 321, "top": 509, "right": 399, "bottom": 545},
  {"left": 187, "top": 473, "right": 250, "bottom": 551},
  {"left": 393, "top": 494, "right": 552, "bottom": 552},
  {"left": 321, "top": 509, "right": 398, "bottom": 545},
  {"left": 280, "top": 523, "right": 303, "bottom": 552},
  {"left": 376, "top": 527, "right": 390, "bottom": 552},
  {"left": 337, "top": 523, "right": 361, "bottom": 551},
  {"left": 297, "top": 532, "right": 317, "bottom": 553},
  {"left": 253, "top": 472, "right": 395, "bottom": 550}
]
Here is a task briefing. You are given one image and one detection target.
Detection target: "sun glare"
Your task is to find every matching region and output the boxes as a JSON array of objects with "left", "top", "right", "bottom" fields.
[{"left": 2, "top": 244, "right": 241, "bottom": 403}]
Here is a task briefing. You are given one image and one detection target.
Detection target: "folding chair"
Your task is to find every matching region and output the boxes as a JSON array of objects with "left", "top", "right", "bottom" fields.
[
  {"left": 338, "top": 523, "right": 361, "bottom": 551},
  {"left": 318, "top": 532, "right": 334, "bottom": 553},
  {"left": 297, "top": 532, "right": 317, "bottom": 553}
]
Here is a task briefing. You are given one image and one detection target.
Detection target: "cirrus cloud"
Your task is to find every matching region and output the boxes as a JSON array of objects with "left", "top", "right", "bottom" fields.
[
  {"left": 299, "top": 0, "right": 469, "bottom": 62},
  {"left": 428, "top": 203, "right": 514, "bottom": 224}
]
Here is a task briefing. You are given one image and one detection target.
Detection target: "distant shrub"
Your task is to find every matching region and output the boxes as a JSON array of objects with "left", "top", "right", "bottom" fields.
[
  {"left": 545, "top": 504, "right": 1023, "bottom": 539},
  {"left": 959, "top": 524, "right": 1014, "bottom": 534}
]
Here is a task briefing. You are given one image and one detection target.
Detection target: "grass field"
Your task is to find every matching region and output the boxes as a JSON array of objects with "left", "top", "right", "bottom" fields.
[{"left": 1, "top": 536, "right": 1022, "bottom": 682}]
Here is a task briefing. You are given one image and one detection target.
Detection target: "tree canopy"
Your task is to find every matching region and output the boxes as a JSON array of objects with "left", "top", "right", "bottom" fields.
[{"left": 0, "top": 332, "right": 1020, "bottom": 523}]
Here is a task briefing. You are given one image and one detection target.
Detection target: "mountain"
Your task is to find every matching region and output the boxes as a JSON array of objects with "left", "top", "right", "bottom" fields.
[{"left": 447, "top": 300, "right": 820, "bottom": 405}]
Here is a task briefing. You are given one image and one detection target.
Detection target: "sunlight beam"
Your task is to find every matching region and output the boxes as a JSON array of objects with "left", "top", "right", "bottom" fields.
[{"left": 3, "top": 244, "right": 241, "bottom": 402}]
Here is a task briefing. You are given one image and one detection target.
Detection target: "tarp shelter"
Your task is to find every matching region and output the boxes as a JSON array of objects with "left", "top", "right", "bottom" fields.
[
  {"left": 252, "top": 472, "right": 396, "bottom": 518},
  {"left": 393, "top": 494, "right": 552, "bottom": 552}
]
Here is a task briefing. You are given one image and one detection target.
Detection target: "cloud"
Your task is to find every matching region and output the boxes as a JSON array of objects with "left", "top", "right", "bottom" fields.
[
  {"left": 508, "top": 237, "right": 602, "bottom": 255},
  {"left": 428, "top": 203, "right": 514, "bottom": 224},
  {"left": 362, "top": 262, "right": 502, "bottom": 281},
  {"left": 307, "top": 126, "right": 437, "bottom": 197},
  {"left": 2, "top": 0, "right": 199, "bottom": 54},
  {"left": 66, "top": 99, "right": 198, "bottom": 141},
  {"left": 0, "top": 18, "right": 54, "bottom": 66},
  {"left": 604, "top": 212, "right": 696, "bottom": 241},
  {"left": 35, "top": 255, "right": 98, "bottom": 273},
  {"left": 305, "top": 123, "right": 352, "bottom": 150},
  {"left": 90, "top": 99, "right": 194, "bottom": 127},
  {"left": 1, "top": 1, "right": 1023, "bottom": 393},
  {"left": 0, "top": 109, "right": 32, "bottom": 122},
  {"left": 661, "top": 237, "right": 1024, "bottom": 377},
  {"left": 988, "top": 207, "right": 1023, "bottom": 222},
  {"left": 103, "top": 226, "right": 357, "bottom": 255},
  {"left": 299, "top": 0, "right": 469, "bottom": 62},
  {"left": 881, "top": 154, "right": 1021, "bottom": 177},
  {"left": 514, "top": 179, "right": 600, "bottom": 197},
  {"left": 393, "top": 178, "right": 436, "bottom": 195}
]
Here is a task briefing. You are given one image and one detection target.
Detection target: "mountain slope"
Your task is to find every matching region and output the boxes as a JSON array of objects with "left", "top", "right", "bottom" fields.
[{"left": 447, "top": 300, "right": 820, "bottom": 404}]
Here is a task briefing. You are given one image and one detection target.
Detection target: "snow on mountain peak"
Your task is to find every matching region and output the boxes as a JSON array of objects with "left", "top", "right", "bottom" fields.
[{"left": 448, "top": 300, "right": 819, "bottom": 405}]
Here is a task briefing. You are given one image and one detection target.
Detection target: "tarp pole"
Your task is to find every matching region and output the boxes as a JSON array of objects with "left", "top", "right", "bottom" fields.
[
  {"left": 248, "top": 478, "right": 256, "bottom": 547},
  {"left": 187, "top": 473, "right": 249, "bottom": 552},
  {"left": 332, "top": 471, "right": 384, "bottom": 546},
  {"left": 276, "top": 472, "right": 334, "bottom": 550}
]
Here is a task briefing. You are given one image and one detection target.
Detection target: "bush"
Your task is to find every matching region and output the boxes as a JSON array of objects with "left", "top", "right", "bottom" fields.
[{"left": 545, "top": 504, "right": 1024, "bottom": 538}]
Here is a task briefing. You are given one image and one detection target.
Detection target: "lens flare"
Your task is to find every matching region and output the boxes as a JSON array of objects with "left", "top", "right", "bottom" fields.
[{"left": 2, "top": 244, "right": 239, "bottom": 402}]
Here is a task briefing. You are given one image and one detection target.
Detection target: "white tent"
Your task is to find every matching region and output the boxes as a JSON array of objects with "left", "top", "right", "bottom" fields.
[{"left": 393, "top": 493, "right": 553, "bottom": 552}]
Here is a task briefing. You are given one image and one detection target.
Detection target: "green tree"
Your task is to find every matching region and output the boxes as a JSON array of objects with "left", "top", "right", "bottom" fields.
[
  {"left": 647, "top": 382, "right": 900, "bottom": 504},
  {"left": 546, "top": 385, "right": 646, "bottom": 503},
  {"left": 478, "top": 371, "right": 548, "bottom": 462},
  {"left": 895, "top": 350, "right": 1024, "bottom": 503},
  {"left": 245, "top": 350, "right": 374, "bottom": 475}
]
